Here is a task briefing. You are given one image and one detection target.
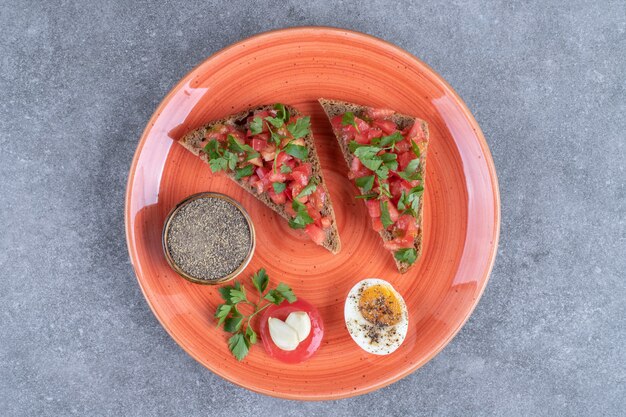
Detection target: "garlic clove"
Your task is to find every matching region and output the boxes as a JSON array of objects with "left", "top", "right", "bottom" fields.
[
  {"left": 285, "top": 311, "right": 311, "bottom": 343},
  {"left": 268, "top": 317, "right": 300, "bottom": 351}
]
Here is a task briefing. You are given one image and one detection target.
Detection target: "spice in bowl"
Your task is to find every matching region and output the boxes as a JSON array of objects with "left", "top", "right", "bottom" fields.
[{"left": 163, "top": 193, "right": 255, "bottom": 284}]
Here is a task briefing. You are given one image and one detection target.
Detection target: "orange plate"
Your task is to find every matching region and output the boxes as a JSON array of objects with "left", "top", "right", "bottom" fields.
[{"left": 125, "top": 27, "right": 500, "bottom": 400}]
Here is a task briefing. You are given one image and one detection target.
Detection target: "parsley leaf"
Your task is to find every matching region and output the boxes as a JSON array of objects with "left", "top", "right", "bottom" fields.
[
  {"left": 274, "top": 103, "right": 289, "bottom": 123},
  {"left": 275, "top": 283, "right": 296, "bottom": 303},
  {"left": 355, "top": 175, "right": 375, "bottom": 192},
  {"left": 224, "top": 315, "right": 243, "bottom": 333},
  {"left": 379, "top": 132, "right": 404, "bottom": 148},
  {"left": 410, "top": 138, "right": 421, "bottom": 157},
  {"left": 287, "top": 116, "right": 311, "bottom": 139},
  {"left": 265, "top": 116, "right": 284, "bottom": 128},
  {"left": 395, "top": 248, "right": 417, "bottom": 265},
  {"left": 342, "top": 112, "right": 360, "bottom": 133},
  {"left": 251, "top": 269, "right": 269, "bottom": 293},
  {"left": 249, "top": 117, "right": 263, "bottom": 135},
  {"left": 288, "top": 200, "right": 314, "bottom": 229},
  {"left": 272, "top": 182, "right": 286, "bottom": 193},
  {"left": 355, "top": 193, "right": 378, "bottom": 200},
  {"left": 235, "top": 164, "right": 255, "bottom": 179},
  {"left": 279, "top": 165, "right": 292, "bottom": 174},
  {"left": 228, "top": 333, "right": 249, "bottom": 361},
  {"left": 229, "top": 287, "right": 247, "bottom": 304},
  {"left": 284, "top": 143, "right": 308, "bottom": 160},
  {"left": 296, "top": 179, "right": 317, "bottom": 199},
  {"left": 228, "top": 134, "right": 259, "bottom": 160},
  {"left": 245, "top": 326, "right": 258, "bottom": 345},
  {"left": 214, "top": 304, "right": 232, "bottom": 326},
  {"left": 380, "top": 200, "right": 393, "bottom": 229},
  {"left": 348, "top": 140, "right": 366, "bottom": 153},
  {"left": 397, "top": 158, "right": 421, "bottom": 181}
]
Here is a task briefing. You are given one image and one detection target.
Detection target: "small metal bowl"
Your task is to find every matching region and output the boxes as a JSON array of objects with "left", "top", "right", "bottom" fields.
[{"left": 162, "top": 192, "right": 256, "bottom": 285}]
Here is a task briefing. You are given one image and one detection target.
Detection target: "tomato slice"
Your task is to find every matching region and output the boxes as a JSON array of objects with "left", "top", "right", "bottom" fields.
[
  {"left": 258, "top": 299, "right": 324, "bottom": 364},
  {"left": 365, "top": 199, "right": 381, "bottom": 218},
  {"left": 365, "top": 107, "right": 396, "bottom": 119},
  {"left": 290, "top": 163, "right": 312, "bottom": 186}
]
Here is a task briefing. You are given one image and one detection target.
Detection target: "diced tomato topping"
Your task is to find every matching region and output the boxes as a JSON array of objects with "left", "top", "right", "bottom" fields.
[
  {"left": 268, "top": 171, "right": 287, "bottom": 183},
  {"left": 367, "top": 128, "right": 383, "bottom": 141},
  {"left": 371, "top": 217, "right": 383, "bottom": 232},
  {"left": 255, "top": 166, "right": 269, "bottom": 179},
  {"left": 248, "top": 157, "right": 263, "bottom": 167},
  {"left": 261, "top": 144, "right": 277, "bottom": 161},
  {"left": 268, "top": 189, "right": 287, "bottom": 205},
  {"left": 290, "top": 163, "right": 312, "bottom": 186},
  {"left": 395, "top": 214, "right": 419, "bottom": 239},
  {"left": 275, "top": 152, "right": 292, "bottom": 168},
  {"left": 350, "top": 157, "right": 363, "bottom": 173},
  {"left": 307, "top": 204, "right": 322, "bottom": 225},
  {"left": 372, "top": 119, "right": 396, "bottom": 135},
  {"left": 406, "top": 121, "right": 426, "bottom": 141},
  {"left": 383, "top": 238, "right": 414, "bottom": 251},
  {"left": 284, "top": 202, "right": 296, "bottom": 217},
  {"left": 353, "top": 133, "right": 370, "bottom": 144},
  {"left": 305, "top": 224, "right": 326, "bottom": 245},
  {"left": 365, "top": 107, "right": 396, "bottom": 119},
  {"left": 321, "top": 216, "right": 332, "bottom": 229},
  {"left": 390, "top": 179, "right": 412, "bottom": 199},
  {"left": 330, "top": 115, "right": 343, "bottom": 132},
  {"left": 308, "top": 188, "right": 326, "bottom": 211},
  {"left": 365, "top": 199, "right": 381, "bottom": 218},
  {"left": 291, "top": 183, "right": 308, "bottom": 203},
  {"left": 394, "top": 138, "right": 411, "bottom": 153},
  {"left": 386, "top": 200, "right": 400, "bottom": 222},
  {"left": 251, "top": 137, "right": 269, "bottom": 152},
  {"left": 355, "top": 117, "right": 369, "bottom": 133},
  {"left": 397, "top": 151, "right": 415, "bottom": 171}
]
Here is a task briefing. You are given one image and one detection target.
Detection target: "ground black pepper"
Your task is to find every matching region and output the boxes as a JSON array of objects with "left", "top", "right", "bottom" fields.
[{"left": 166, "top": 197, "right": 252, "bottom": 281}]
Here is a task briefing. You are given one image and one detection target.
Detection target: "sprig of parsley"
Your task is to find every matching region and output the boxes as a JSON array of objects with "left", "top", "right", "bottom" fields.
[
  {"left": 288, "top": 199, "right": 314, "bottom": 229},
  {"left": 204, "top": 139, "right": 237, "bottom": 172},
  {"left": 215, "top": 269, "right": 297, "bottom": 361}
]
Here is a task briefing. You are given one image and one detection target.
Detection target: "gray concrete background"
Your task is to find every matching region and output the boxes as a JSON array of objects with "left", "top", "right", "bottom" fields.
[{"left": 1, "top": 0, "right": 624, "bottom": 416}]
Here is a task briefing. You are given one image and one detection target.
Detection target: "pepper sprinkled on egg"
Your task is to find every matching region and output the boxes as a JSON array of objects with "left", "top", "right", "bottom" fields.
[{"left": 344, "top": 278, "right": 408, "bottom": 355}]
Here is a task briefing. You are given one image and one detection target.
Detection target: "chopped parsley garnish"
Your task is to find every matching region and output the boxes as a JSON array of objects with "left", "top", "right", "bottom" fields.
[
  {"left": 288, "top": 199, "right": 314, "bottom": 229},
  {"left": 296, "top": 178, "right": 318, "bottom": 199},
  {"left": 234, "top": 164, "right": 255, "bottom": 179},
  {"left": 249, "top": 117, "right": 263, "bottom": 135},
  {"left": 284, "top": 143, "right": 308, "bottom": 160},
  {"left": 380, "top": 200, "right": 393, "bottom": 229},
  {"left": 272, "top": 182, "right": 286, "bottom": 193},
  {"left": 287, "top": 116, "right": 311, "bottom": 139},
  {"left": 394, "top": 248, "right": 417, "bottom": 265},
  {"left": 355, "top": 175, "right": 375, "bottom": 192},
  {"left": 342, "top": 111, "right": 359, "bottom": 133}
]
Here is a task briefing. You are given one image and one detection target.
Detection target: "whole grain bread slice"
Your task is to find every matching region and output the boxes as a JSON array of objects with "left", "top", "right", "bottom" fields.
[
  {"left": 178, "top": 104, "right": 341, "bottom": 254},
  {"left": 318, "top": 98, "right": 429, "bottom": 272}
]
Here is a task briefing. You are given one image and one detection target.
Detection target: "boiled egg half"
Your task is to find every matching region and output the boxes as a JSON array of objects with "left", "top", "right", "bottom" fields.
[{"left": 344, "top": 278, "right": 408, "bottom": 355}]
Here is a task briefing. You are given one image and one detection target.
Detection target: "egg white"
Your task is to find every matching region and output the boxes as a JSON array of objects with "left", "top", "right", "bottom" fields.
[{"left": 344, "top": 278, "right": 409, "bottom": 355}]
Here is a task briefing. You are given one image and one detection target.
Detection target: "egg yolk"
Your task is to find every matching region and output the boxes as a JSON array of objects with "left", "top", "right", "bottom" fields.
[{"left": 358, "top": 284, "right": 402, "bottom": 326}]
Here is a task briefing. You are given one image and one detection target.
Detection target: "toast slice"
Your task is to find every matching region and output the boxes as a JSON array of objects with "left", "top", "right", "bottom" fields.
[
  {"left": 179, "top": 104, "right": 341, "bottom": 254},
  {"left": 319, "top": 98, "right": 429, "bottom": 272}
]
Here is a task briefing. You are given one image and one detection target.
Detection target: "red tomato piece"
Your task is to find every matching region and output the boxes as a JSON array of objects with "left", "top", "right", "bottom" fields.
[
  {"left": 395, "top": 214, "right": 419, "bottom": 239},
  {"left": 251, "top": 137, "right": 269, "bottom": 152},
  {"left": 353, "top": 132, "right": 370, "bottom": 144},
  {"left": 268, "top": 189, "right": 287, "bottom": 205},
  {"left": 290, "top": 163, "right": 312, "bottom": 186},
  {"left": 394, "top": 138, "right": 411, "bottom": 153},
  {"left": 406, "top": 121, "right": 426, "bottom": 141},
  {"left": 366, "top": 107, "right": 396, "bottom": 119},
  {"left": 330, "top": 115, "right": 344, "bottom": 132},
  {"left": 365, "top": 199, "right": 381, "bottom": 218},
  {"left": 372, "top": 119, "right": 396, "bottom": 135},
  {"left": 306, "top": 204, "right": 322, "bottom": 225},
  {"left": 397, "top": 151, "right": 415, "bottom": 171},
  {"left": 275, "top": 152, "right": 292, "bottom": 168},
  {"left": 291, "top": 183, "right": 308, "bottom": 203},
  {"left": 386, "top": 200, "right": 400, "bottom": 222},
  {"left": 383, "top": 238, "right": 414, "bottom": 250},
  {"left": 268, "top": 171, "right": 287, "bottom": 183},
  {"left": 390, "top": 179, "right": 412, "bottom": 199},
  {"left": 305, "top": 224, "right": 326, "bottom": 245},
  {"left": 367, "top": 128, "right": 383, "bottom": 141},
  {"left": 371, "top": 217, "right": 383, "bottom": 232},
  {"left": 284, "top": 202, "right": 296, "bottom": 217},
  {"left": 354, "top": 116, "right": 370, "bottom": 133},
  {"left": 255, "top": 167, "right": 269, "bottom": 179},
  {"left": 308, "top": 188, "right": 326, "bottom": 211},
  {"left": 258, "top": 299, "right": 324, "bottom": 364}
]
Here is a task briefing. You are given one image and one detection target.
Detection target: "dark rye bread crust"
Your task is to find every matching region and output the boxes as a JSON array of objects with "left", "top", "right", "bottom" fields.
[
  {"left": 178, "top": 104, "right": 341, "bottom": 254},
  {"left": 318, "top": 98, "right": 429, "bottom": 273}
]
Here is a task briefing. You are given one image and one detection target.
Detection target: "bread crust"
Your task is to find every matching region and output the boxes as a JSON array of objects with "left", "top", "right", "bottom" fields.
[
  {"left": 179, "top": 104, "right": 341, "bottom": 254},
  {"left": 318, "top": 98, "right": 429, "bottom": 272}
]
